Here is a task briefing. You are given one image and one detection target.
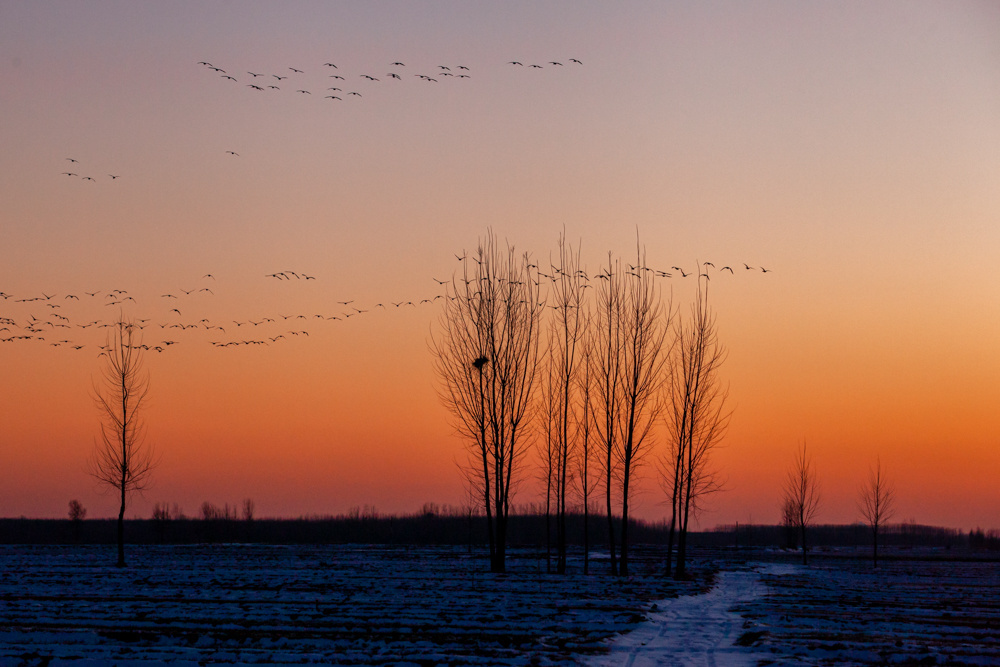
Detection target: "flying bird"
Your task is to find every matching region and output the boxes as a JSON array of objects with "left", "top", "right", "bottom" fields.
[
  {"left": 108, "top": 174, "right": 120, "bottom": 179},
  {"left": 226, "top": 151, "right": 239, "bottom": 156},
  {"left": 570, "top": 58, "right": 582, "bottom": 64},
  {"left": 509, "top": 61, "right": 523, "bottom": 66},
  {"left": 391, "top": 62, "right": 405, "bottom": 66},
  {"left": 66, "top": 158, "right": 79, "bottom": 163},
  {"left": 289, "top": 67, "right": 304, "bottom": 73},
  {"left": 323, "top": 63, "right": 337, "bottom": 68}
]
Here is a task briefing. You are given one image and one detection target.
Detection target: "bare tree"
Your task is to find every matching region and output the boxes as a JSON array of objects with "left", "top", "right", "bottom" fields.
[
  {"left": 89, "top": 317, "right": 155, "bottom": 567},
  {"left": 858, "top": 457, "right": 895, "bottom": 568},
  {"left": 68, "top": 499, "right": 87, "bottom": 522},
  {"left": 432, "top": 230, "right": 544, "bottom": 573},
  {"left": 665, "top": 274, "right": 728, "bottom": 579},
  {"left": 546, "top": 232, "right": 587, "bottom": 574},
  {"left": 242, "top": 498, "right": 256, "bottom": 522},
  {"left": 615, "top": 246, "right": 671, "bottom": 576},
  {"left": 592, "top": 253, "right": 624, "bottom": 575},
  {"left": 782, "top": 441, "right": 821, "bottom": 565}
]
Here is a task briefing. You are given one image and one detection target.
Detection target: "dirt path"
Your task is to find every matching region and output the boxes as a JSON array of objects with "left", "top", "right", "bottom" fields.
[{"left": 585, "top": 568, "right": 771, "bottom": 667}]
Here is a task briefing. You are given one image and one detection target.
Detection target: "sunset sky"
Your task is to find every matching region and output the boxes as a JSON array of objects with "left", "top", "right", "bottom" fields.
[{"left": 2, "top": 1, "right": 998, "bottom": 530}]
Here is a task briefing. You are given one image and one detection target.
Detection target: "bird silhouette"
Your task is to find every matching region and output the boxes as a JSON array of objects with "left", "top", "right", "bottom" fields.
[
  {"left": 289, "top": 67, "right": 304, "bottom": 73},
  {"left": 226, "top": 151, "right": 239, "bottom": 156}
]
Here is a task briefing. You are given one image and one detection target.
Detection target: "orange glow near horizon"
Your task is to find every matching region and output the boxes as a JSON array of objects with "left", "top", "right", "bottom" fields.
[{"left": 2, "top": 3, "right": 999, "bottom": 530}]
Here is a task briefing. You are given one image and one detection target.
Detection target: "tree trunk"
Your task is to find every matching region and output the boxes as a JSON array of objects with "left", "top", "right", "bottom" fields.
[
  {"left": 620, "top": 466, "right": 630, "bottom": 577},
  {"left": 116, "top": 487, "right": 126, "bottom": 568}
]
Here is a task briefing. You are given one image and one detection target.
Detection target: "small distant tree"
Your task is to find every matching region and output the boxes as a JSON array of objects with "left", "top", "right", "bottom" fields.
[
  {"left": 89, "top": 317, "right": 156, "bottom": 567},
  {"left": 782, "top": 442, "right": 821, "bottom": 565},
  {"left": 242, "top": 498, "right": 255, "bottom": 522},
  {"left": 858, "top": 458, "right": 895, "bottom": 568},
  {"left": 68, "top": 499, "right": 87, "bottom": 522}
]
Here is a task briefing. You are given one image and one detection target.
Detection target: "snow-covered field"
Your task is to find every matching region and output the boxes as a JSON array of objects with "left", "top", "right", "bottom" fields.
[
  {"left": 0, "top": 544, "right": 705, "bottom": 666},
  {"left": 740, "top": 555, "right": 1000, "bottom": 666},
  {"left": 2, "top": 545, "right": 999, "bottom": 666}
]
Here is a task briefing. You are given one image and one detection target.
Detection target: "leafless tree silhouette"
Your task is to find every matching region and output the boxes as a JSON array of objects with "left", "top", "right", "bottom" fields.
[
  {"left": 89, "top": 317, "right": 155, "bottom": 567},
  {"left": 68, "top": 499, "right": 87, "bottom": 521},
  {"left": 665, "top": 274, "right": 728, "bottom": 579},
  {"left": 546, "top": 232, "right": 587, "bottom": 574},
  {"left": 242, "top": 498, "right": 256, "bottom": 522},
  {"left": 432, "top": 230, "right": 543, "bottom": 573},
  {"left": 592, "top": 245, "right": 672, "bottom": 576},
  {"left": 615, "top": 245, "right": 671, "bottom": 576},
  {"left": 592, "top": 253, "right": 624, "bottom": 575},
  {"left": 858, "top": 457, "right": 895, "bottom": 567},
  {"left": 782, "top": 441, "right": 821, "bottom": 565}
]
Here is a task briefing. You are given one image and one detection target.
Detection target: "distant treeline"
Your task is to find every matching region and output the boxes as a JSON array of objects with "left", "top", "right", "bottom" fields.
[{"left": 0, "top": 510, "right": 991, "bottom": 550}]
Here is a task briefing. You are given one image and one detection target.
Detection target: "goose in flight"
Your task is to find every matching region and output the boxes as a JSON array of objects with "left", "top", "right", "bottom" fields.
[
  {"left": 289, "top": 67, "right": 304, "bottom": 73},
  {"left": 570, "top": 58, "right": 582, "bottom": 64},
  {"left": 66, "top": 158, "right": 79, "bottom": 163},
  {"left": 391, "top": 62, "right": 405, "bottom": 66},
  {"left": 108, "top": 174, "right": 120, "bottom": 179},
  {"left": 323, "top": 63, "right": 337, "bottom": 68},
  {"left": 226, "top": 151, "right": 239, "bottom": 156}
]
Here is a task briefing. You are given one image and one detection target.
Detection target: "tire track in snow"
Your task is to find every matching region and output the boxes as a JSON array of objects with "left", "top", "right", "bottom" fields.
[{"left": 585, "top": 568, "right": 769, "bottom": 667}]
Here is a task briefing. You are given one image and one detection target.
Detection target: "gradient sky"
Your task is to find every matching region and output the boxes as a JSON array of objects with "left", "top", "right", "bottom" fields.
[{"left": 2, "top": 1, "right": 998, "bottom": 529}]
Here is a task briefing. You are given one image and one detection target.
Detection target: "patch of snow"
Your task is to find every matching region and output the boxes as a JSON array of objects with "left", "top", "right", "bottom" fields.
[{"left": 586, "top": 568, "right": 769, "bottom": 666}]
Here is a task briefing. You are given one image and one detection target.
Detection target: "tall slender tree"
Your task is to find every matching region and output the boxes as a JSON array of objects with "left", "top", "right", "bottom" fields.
[
  {"left": 432, "top": 230, "right": 543, "bottom": 573},
  {"left": 666, "top": 274, "right": 728, "bottom": 578},
  {"left": 547, "top": 232, "right": 587, "bottom": 574},
  {"left": 593, "top": 253, "right": 623, "bottom": 575},
  {"left": 615, "top": 246, "right": 671, "bottom": 576},
  {"left": 89, "top": 316, "right": 156, "bottom": 567}
]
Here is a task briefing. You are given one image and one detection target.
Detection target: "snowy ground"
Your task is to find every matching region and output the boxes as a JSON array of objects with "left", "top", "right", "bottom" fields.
[
  {"left": 2, "top": 545, "right": 999, "bottom": 666},
  {"left": 741, "top": 555, "right": 1000, "bottom": 666},
  {"left": 0, "top": 544, "right": 705, "bottom": 666}
]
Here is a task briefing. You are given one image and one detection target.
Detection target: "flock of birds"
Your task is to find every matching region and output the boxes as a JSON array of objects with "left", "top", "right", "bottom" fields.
[
  {"left": 58, "top": 157, "right": 121, "bottom": 184},
  {"left": 195, "top": 56, "right": 581, "bottom": 102},
  {"left": 1, "top": 259, "right": 768, "bottom": 356},
  {"left": 56, "top": 56, "right": 583, "bottom": 181}
]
